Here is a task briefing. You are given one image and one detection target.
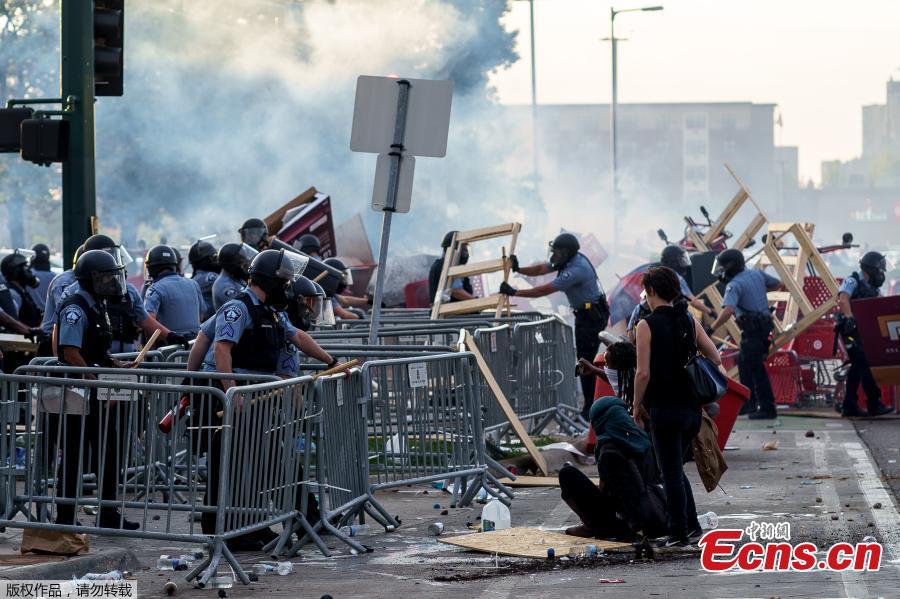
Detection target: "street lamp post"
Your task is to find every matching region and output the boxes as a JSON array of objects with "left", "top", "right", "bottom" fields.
[{"left": 608, "top": 5, "right": 662, "bottom": 253}]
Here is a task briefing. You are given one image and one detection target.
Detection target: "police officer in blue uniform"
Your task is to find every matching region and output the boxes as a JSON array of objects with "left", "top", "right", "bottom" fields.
[
  {"left": 143, "top": 245, "right": 204, "bottom": 339},
  {"left": 501, "top": 233, "right": 610, "bottom": 418},
  {"left": 709, "top": 249, "right": 781, "bottom": 419},
  {"left": 660, "top": 245, "right": 716, "bottom": 319},
  {"left": 295, "top": 234, "right": 322, "bottom": 258},
  {"left": 53, "top": 234, "right": 184, "bottom": 353},
  {"left": 835, "top": 251, "right": 892, "bottom": 417},
  {"left": 188, "top": 239, "right": 220, "bottom": 319},
  {"left": 0, "top": 251, "right": 43, "bottom": 328},
  {"left": 212, "top": 242, "right": 257, "bottom": 310},
  {"left": 54, "top": 250, "right": 139, "bottom": 529},
  {"left": 28, "top": 243, "right": 55, "bottom": 312},
  {"left": 39, "top": 245, "right": 84, "bottom": 355},
  {"left": 200, "top": 249, "right": 336, "bottom": 547}
]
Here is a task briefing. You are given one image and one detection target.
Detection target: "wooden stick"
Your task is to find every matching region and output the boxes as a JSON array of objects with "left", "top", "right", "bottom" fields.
[
  {"left": 312, "top": 270, "right": 328, "bottom": 283},
  {"left": 131, "top": 329, "right": 161, "bottom": 368},
  {"left": 217, "top": 359, "right": 360, "bottom": 417}
]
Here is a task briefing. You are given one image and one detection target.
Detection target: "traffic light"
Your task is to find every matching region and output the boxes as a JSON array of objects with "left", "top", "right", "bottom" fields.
[
  {"left": 20, "top": 118, "right": 70, "bottom": 166},
  {"left": 94, "top": 0, "right": 124, "bottom": 97},
  {"left": 0, "top": 108, "right": 34, "bottom": 152}
]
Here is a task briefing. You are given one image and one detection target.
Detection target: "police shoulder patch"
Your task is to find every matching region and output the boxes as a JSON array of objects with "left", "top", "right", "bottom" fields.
[
  {"left": 223, "top": 306, "right": 242, "bottom": 323},
  {"left": 63, "top": 306, "right": 83, "bottom": 325},
  {"left": 224, "top": 288, "right": 237, "bottom": 298},
  {"left": 560, "top": 270, "right": 572, "bottom": 280}
]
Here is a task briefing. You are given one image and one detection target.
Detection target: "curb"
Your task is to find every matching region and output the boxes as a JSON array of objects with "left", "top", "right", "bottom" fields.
[{"left": 0, "top": 548, "right": 140, "bottom": 581}]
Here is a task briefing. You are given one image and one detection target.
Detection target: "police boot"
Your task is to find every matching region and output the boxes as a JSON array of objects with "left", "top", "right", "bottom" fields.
[{"left": 841, "top": 399, "right": 869, "bottom": 418}]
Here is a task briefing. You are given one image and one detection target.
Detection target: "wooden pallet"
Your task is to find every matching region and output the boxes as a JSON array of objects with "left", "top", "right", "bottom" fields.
[
  {"left": 439, "top": 527, "right": 631, "bottom": 558},
  {"left": 430, "top": 223, "right": 521, "bottom": 319}
]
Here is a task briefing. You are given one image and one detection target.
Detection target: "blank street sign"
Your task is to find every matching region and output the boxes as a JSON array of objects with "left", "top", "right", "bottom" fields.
[
  {"left": 350, "top": 75, "right": 453, "bottom": 158},
  {"left": 371, "top": 152, "right": 415, "bottom": 213}
]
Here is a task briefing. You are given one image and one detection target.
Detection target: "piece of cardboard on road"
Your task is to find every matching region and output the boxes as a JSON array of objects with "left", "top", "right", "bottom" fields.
[
  {"left": 439, "top": 527, "right": 631, "bottom": 559},
  {"left": 463, "top": 330, "right": 548, "bottom": 476}
]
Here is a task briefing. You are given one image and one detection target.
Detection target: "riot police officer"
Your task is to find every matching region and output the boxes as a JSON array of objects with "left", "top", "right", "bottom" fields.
[
  {"left": 28, "top": 243, "right": 55, "bottom": 311},
  {"left": 188, "top": 239, "right": 220, "bottom": 319},
  {"left": 212, "top": 242, "right": 257, "bottom": 310},
  {"left": 295, "top": 234, "right": 322, "bottom": 258},
  {"left": 238, "top": 217, "right": 271, "bottom": 251},
  {"left": 324, "top": 257, "right": 364, "bottom": 319},
  {"left": 428, "top": 231, "right": 475, "bottom": 304},
  {"left": 143, "top": 245, "right": 204, "bottom": 339},
  {"left": 709, "top": 249, "right": 781, "bottom": 419},
  {"left": 200, "top": 249, "right": 336, "bottom": 546},
  {"left": 39, "top": 245, "right": 84, "bottom": 355},
  {"left": 0, "top": 251, "right": 43, "bottom": 327},
  {"left": 285, "top": 276, "right": 334, "bottom": 333},
  {"left": 54, "top": 234, "right": 184, "bottom": 353},
  {"left": 660, "top": 245, "right": 716, "bottom": 319},
  {"left": 54, "top": 250, "right": 139, "bottom": 529},
  {"left": 836, "top": 251, "right": 892, "bottom": 417},
  {"left": 501, "top": 233, "right": 610, "bottom": 419}
]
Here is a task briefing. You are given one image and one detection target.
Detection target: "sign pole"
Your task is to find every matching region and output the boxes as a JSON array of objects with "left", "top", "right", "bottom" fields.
[{"left": 367, "top": 79, "right": 411, "bottom": 346}]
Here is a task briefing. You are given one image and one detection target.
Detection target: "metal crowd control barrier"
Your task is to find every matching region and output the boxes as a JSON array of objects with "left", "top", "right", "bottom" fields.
[
  {"left": 471, "top": 325, "right": 516, "bottom": 433},
  {"left": 0, "top": 366, "right": 299, "bottom": 587},
  {"left": 511, "top": 317, "right": 582, "bottom": 435},
  {"left": 361, "top": 353, "right": 513, "bottom": 507}
]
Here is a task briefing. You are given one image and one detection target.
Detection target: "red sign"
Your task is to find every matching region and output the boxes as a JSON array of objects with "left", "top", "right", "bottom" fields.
[{"left": 852, "top": 295, "right": 900, "bottom": 385}]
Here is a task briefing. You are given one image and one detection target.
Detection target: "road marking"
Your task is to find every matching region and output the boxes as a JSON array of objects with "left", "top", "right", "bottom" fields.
[
  {"left": 842, "top": 441, "right": 900, "bottom": 573},
  {"left": 803, "top": 434, "right": 869, "bottom": 598}
]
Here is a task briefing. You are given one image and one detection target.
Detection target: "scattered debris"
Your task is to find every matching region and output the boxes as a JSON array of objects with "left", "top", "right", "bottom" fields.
[
  {"left": 805, "top": 430, "right": 815, "bottom": 438},
  {"left": 440, "top": 509, "right": 449, "bottom": 516},
  {"left": 873, "top": 502, "right": 883, "bottom": 509},
  {"left": 428, "top": 523, "right": 445, "bottom": 536},
  {"left": 599, "top": 578, "right": 625, "bottom": 584},
  {"left": 762, "top": 440, "right": 779, "bottom": 451},
  {"left": 815, "top": 498, "right": 823, "bottom": 503},
  {"left": 164, "top": 581, "right": 177, "bottom": 596},
  {"left": 831, "top": 515, "right": 839, "bottom": 521}
]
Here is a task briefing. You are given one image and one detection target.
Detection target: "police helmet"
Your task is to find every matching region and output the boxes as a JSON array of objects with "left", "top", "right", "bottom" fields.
[
  {"left": 859, "top": 251, "right": 887, "bottom": 289},
  {"left": 324, "top": 257, "right": 353, "bottom": 287},
  {"left": 72, "top": 244, "right": 85, "bottom": 268},
  {"left": 238, "top": 217, "right": 268, "bottom": 248},
  {"left": 660, "top": 245, "right": 690, "bottom": 276},
  {"left": 145, "top": 245, "right": 179, "bottom": 280},
  {"left": 30, "top": 243, "right": 51, "bottom": 270},
  {"left": 286, "top": 275, "right": 333, "bottom": 330},
  {"left": 296, "top": 234, "right": 321, "bottom": 255},
  {"left": 1, "top": 252, "right": 38, "bottom": 288},
  {"left": 83, "top": 233, "right": 133, "bottom": 266},
  {"left": 441, "top": 231, "right": 458, "bottom": 250},
  {"left": 189, "top": 239, "right": 219, "bottom": 272},
  {"left": 74, "top": 250, "right": 126, "bottom": 299},
  {"left": 218, "top": 242, "right": 258, "bottom": 280},
  {"left": 711, "top": 249, "right": 746, "bottom": 283},
  {"left": 250, "top": 249, "right": 308, "bottom": 291},
  {"left": 549, "top": 233, "right": 580, "bottom": 270}
]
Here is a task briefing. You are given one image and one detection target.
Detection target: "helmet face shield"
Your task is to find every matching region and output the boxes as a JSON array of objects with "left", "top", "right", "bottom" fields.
[
  {"left": 318, "top": 296, "right": 336, "bottom": 327},
  {"left": 99, "top": 245, "right": 133, "bottom": 267},
  {"left": 92, "top": 267, "right": 126, "bottom": 298},
  {"left": 240, "top": 226, "right": 267, "bottom": 247},
  {"left": 342, "top": 267, "right": 353, "bottom": 287},
  {"left": 237, "top": 243, "right": 260, "bottom": 273},
  {"left": 274, "top": 251, "right": 309, "bottom": 282}
]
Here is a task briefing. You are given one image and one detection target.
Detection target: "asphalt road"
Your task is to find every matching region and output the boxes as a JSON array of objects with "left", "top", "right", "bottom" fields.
[{"left": 112, "top": 413, "right": 900, "bottom": 598}]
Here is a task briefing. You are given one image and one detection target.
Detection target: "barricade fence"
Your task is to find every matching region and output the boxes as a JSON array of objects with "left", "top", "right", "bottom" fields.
[{"left": 0, "top": 367, "right": 300, "bottom": 586}]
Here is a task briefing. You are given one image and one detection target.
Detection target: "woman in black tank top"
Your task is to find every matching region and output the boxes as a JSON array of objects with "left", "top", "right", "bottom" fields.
[{"left": 632, "top": 267, "right": 723, "bottom": 547}]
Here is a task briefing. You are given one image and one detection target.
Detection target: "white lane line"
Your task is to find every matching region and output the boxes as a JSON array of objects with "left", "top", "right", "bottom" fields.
[
  {"left": 842, "top": 441, "right": 900, "bottom": 572},
  {"left": 803, "top": 434, "right": 870, "bottom": 599}
]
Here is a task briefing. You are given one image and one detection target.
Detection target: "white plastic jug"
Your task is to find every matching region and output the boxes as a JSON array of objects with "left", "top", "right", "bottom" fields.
[{"left": 481, "top": 499, "right": 511, "bottom": 532}]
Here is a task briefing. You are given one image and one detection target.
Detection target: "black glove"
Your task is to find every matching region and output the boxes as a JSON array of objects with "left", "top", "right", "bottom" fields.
[
  {"left": 326, "top": 357, "right": 339, "bottom": 369},
  {"left": 841, "top": 316, "right": 858, "bottom": 337},
  {"left": 499, "top": 281, "right": 517, "bottom": 296},
  {"left": 166, "top": 333, "right": 190, "bottom": 347},
  {"left": 26, "top": 327, "right": 47, "bottom": 343},
  {"left": 509, "top": 254, "right": 520, "bottom": 273}
]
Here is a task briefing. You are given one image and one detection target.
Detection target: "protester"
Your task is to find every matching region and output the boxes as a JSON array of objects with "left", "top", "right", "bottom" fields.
[
  {"left": 632, "top": 266, "right": 722, "bottom": 547},
  {"left": 428, "top": 231, "right": 475, "bottom": 304}
]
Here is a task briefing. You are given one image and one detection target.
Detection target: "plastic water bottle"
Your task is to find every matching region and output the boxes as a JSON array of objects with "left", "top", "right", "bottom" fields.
[
  {"left": 157, "top": 555, "right": 174, "bottom": 571},
  {"left": 481, "top": 499, "right": 511, "bottom": 532},
  {"left": 698, "top": 511, "right": 719, "bottom": 530},
  {"left": 208, "top": 576, "right": 233, "bottom": 589},
  {"left": 79, "top": 571, "right": 123, "bottom": 581},
  {"left": 252, "top": 563, "right": 276, "bottom": 576},
  {"left": 339, "top": 524, "right": 372, "bottom": 537},
  {"left": 475, "top": 487, "right": 489, "bottom": 504},
  {"left": 275, "top": 561, "right": 293, "bottom": 576},
  {"left": 156, "top": 555, "right": 194, "bottom": 571}
]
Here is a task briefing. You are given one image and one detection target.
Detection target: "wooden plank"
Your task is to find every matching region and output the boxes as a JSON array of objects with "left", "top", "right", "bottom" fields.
[
  {"left": 497, "top": 475, "right": 600, "bottom": 488},
  {"left": 455, "top": 223, "right": 517, "bottom": 243},
  {"left": 439, "top": 294, "right": 506, "bottom": 316},
  {"left": 767, "top": 291, "right": 792, "bottom": 303},
  {"left": 686, "top": 226, "right": 709, "bottom": 252},
  {"left": 497, "top": 225, "right": 521, "bottom": 318},
  {"left": 771, "top": 298, "right": 836, "bottom": 351},
  {"left": 439, "top": 527, "right": 631, "bottom": 559},
  {"left": 763, "top": 244, "right": 814, "bottom": 315},
  {"left": 0, "top": 333, "right": 37, "bottom": 353},
  {"left": 704, "top": 187, "right": 748, "bottom": 245},
  {"left": 430, "top": 232, "right": 459, "bottom": 319},
  {"left": 700, "top": 285, "right": 742, "bottom": 344},
  {"left": 732, "top": 213, "right": 767, "bottom": 251},
  {"left": 464, "top": 331, "right": 548, "bottom": 475},
  {"left": 448, "top": 259, "right": 505, "bottom": 279}
]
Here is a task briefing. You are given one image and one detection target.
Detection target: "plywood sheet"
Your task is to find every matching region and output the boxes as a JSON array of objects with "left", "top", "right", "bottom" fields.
[
  {"left": 496, "top": 476, "right": 600, "bottom": 488},
  {"left": 439, "top": 527, "right": 631, "bottom": 559}
]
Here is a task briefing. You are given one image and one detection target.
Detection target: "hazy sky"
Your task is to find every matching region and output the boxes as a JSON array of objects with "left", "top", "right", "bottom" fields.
[{"left": 489, "top": 0, "right": 900, "bottom": 184}]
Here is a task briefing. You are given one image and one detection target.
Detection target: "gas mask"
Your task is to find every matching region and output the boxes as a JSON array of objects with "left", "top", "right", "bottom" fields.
[
  {"left": 289, "top": 303, "right": 312, "bottom": 332},
  {"left": 549, "top": 247, "right": 573, "bottom": 271},
  {"left": 862, "top": 266, "right": 885, "bottom": 289},
  {"left": 265, "top": 282, "right": 291, "bottom": 311}
]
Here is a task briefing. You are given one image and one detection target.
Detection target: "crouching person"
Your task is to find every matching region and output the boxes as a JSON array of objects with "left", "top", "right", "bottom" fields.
[{"left": 559, "top": 395, "right": 666, "bottom": 541}]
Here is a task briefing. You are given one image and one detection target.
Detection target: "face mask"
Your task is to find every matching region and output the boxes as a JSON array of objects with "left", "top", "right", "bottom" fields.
[
  {"left": 549, "top": 248, "right": 569, "bottom": 270},
  {"left": 603, "top": 367, "right": 620, "bottom": 396},
  {"left": 336, "top": 282, "right": 347, "bottom": 295},
  {"left": 868, "top": 270, "right": 885, "bottom": 289},
  {"left": 289, "top": 303, "right": 312, "bottom": 331},
  {"left": 266, "top": 284, "right": 290, "bottom": 310}
]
